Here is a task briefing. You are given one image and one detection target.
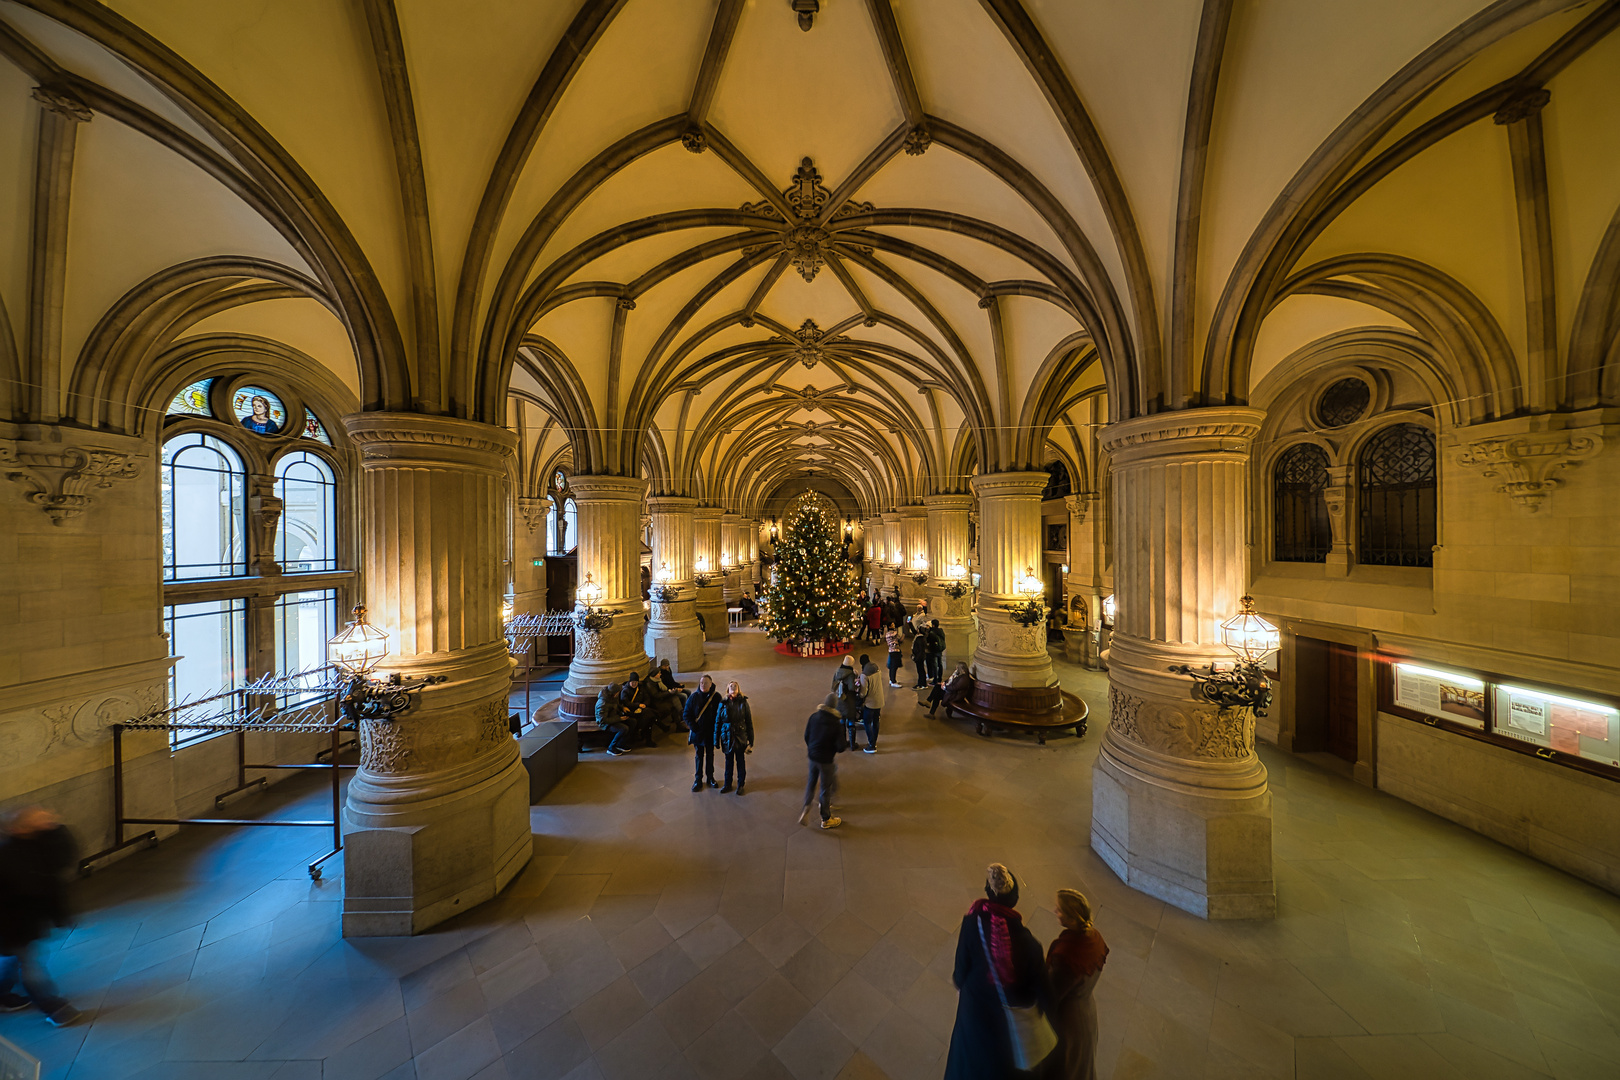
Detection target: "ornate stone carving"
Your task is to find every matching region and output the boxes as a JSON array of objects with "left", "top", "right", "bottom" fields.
[
  {"left": 782, "top": 319, "right": 839, "bottom": 366},
  {"left": 574, "top": 628, "right": 606, "bottom": 661},
  {"left": 0, "top": 442, "right": 142, "bottom": 525},
  {"left": 1108, "top": 687, "right": 1143, "bottom": 744},
  {"left": 1455, "top": 430, "right": 1602, "bottom": 513},
  {"left": 792, "top": 0, "right": 819, "bottom": 31},
  {"left": 361, "top": 717, "right": 412, "bottom": 774},
  {"left": 1099, "top": 413, "right": 1264, "bottom": 457},
  {"left": 1195, "top": 707, "right": 1255, "bottom": 759},
  {"left": 1493, "top": 87, "right": 1550, "bottom": 126},
  {"left": 903, "top": 125, "right": 932, "bottom": 156},
  {"left": 31, "top": 85, "right": 91, "bottom": 122},
  {"left": 517, "top": 496, "right": 547, "bottom": 533},
  {"left": 251, "top": 483, "right": 284, "bottom": 575},
  {"left": 680, "top": 128, "right": 707, "bottom": 153},
  {"left": 477, "top": 699, "right": 509, "bottom": 747},
  {"left": 741, "top": 156, "right": 875, "bottom": 225}
]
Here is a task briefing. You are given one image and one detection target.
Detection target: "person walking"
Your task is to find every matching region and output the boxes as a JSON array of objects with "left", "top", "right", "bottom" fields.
[
  {"left": 925, "top": 619, "right": 947, "bottom": 684},
  {"left": 944, "top": 864, "right": 1051, "bottom": 1080},
  {"left": 0, "top": 807, "right": 81, "bottom": 1026},
  {"left": 596, "top": 683, "right": 632, "bottom": 756},
  {"left": 685, "top": 675, "right": 721, "bottom": 791},
  {"left": 910, "top": 624, "right": 929, "bottom": 689},
  {"left": 799, "top": 694, "right": 846, "bottom": 829},
  {"left": 832, "top": 655, "right": 863, "bottom": 748},
  {"left": 884, "top": 624, "right": 904, "bottom": 687},
  {"left": 858, "top": 659, "right": 884, "bottom": 753},
  {"left": 717, "top": 680, "right": 754, "bottom": 794},
  {"left": 1042, "top": 890, "right": 1109, "bottom": 1080}
]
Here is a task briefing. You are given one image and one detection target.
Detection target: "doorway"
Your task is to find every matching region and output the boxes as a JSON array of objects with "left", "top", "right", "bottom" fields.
[{"left": 1294, "top": 636, "right": 1359, "bottom": 764}]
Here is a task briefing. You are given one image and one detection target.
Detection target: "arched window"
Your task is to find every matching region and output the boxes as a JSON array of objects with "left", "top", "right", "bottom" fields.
[
  {"left": 162, "top": 432, "right": 246, "bottom": 580},
  {"left": 545, "top": 501, "right": 561, "bottom": 555},
  {"left": 1359, "top": 423, "right": 1437, "bottom": 567},
  {"left": 275, "top": 451, "right": 337, "bottom": 572},
  {"left": 1273, "top": 444, "right": 1331, "bottom": 563},
  {"left": 1042, "top": 460, "right": 1072, "bottom": 500},
  {"left": 562, "top": 497, "right": 578, "bottom": 553}
]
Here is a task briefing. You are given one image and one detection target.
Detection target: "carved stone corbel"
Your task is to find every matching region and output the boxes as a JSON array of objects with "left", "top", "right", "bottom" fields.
[
  {"left": 516, "top": 496, "right": 548, "bottom": 533},
  {"left": 250, "top": 481, "right": 284, "bottom": 575},
  {"left": 0, "top": 441, "right": 141, "bottom": 525},
  {"left": 1455, "top": 429, "right": 1602, "bottom": 513}
]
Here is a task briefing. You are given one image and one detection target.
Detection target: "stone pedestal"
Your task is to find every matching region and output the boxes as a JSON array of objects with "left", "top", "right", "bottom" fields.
[
  {"left": 645, "top": 495, "right": 704, "bottom": 671},
  {"left": 1090, "top": 407, "right": 1275, "bottom": 921},
  {"left": 341, "top": 414, "right": 531, "bottom": 937},
  {"left": 694, "top": 507, "right": 728, "bottom": 640},
  {"left": 969, "top": 472, "right": 1054, "bottom": 689},
  {"left": 561, "top": 474, "right": 651, "bottom": 700},
  {"left": 924, "top": 492, "right": 977, "bottom": 664}
]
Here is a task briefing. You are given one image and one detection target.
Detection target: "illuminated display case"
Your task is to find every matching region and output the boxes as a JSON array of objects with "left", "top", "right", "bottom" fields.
[{"left": 1381, "top": 658, "right": 1620, "bottom": 778}]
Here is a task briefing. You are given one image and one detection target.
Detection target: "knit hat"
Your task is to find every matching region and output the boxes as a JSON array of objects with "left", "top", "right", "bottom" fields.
[
  {"left": 862, "top": 662, "right": 878, "bottom": 675},
  {"left": 841, "top": 655, "right": 854, "bottom": 667},
  {"left": 986, "top": 863, "right": 1017, "bottom": 899},
  {"left": 822, "top": 694, "right": 839, "bottom": 710}
]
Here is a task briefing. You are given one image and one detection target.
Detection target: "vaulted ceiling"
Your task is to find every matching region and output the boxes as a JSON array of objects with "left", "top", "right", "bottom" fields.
[{"left": 1, "top": 0, "right": 1616, "bottom": 518}]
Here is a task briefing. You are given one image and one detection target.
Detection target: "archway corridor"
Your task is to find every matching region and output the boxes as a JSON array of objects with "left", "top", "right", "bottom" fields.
[{"left": 6, "top": 630, "right": 1617, "bottom": 1079}]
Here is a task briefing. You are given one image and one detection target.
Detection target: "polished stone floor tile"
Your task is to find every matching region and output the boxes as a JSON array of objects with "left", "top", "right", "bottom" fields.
[{"left": 6, "top": 627, "right": 1620, "bottom": 1078}]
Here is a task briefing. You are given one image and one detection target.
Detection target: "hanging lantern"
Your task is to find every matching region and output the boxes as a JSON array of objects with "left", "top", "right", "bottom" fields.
[
  {"left": 328, "top": 605, "right": 389, "bottom": 677},
  {"left": 1219, "top": 595, "right": 1280, "bottom": 664},
  {"left": 1017, "top": 567, "right": 1043, "bottom": 599}
]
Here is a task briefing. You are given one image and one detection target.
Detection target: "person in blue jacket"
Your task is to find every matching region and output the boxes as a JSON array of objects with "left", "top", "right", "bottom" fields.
[{"left": 717, "top": 680, "right": 754, "bottom": 794}]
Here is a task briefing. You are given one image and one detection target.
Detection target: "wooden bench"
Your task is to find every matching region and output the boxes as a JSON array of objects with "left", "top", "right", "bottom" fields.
[{"left": 947, "top": 682, "right": 1089, "bottom": 744}]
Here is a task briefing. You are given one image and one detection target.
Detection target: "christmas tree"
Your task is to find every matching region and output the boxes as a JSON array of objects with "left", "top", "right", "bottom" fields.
[{"left": 761, "top": 504, "right": 862, "bottom": 646}]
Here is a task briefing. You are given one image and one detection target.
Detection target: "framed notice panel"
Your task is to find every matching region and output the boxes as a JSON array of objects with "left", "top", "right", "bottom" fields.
[
  {"left": 1493, "top": 685, "right": 1620, "bottom": 768},
  {"left": 1391, "top": 663, "right": 1486, "bottom": 730}
]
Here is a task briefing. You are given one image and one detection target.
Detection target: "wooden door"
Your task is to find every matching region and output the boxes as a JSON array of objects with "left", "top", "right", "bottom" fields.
[{"left": 1326, "top": 642, "right": 1359, "bottom": 762}]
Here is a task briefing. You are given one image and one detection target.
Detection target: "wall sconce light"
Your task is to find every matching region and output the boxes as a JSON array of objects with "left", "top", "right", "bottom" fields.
[
  {"left": 942, "top": 561, "right": 970, "bottom": 599},
  {"left": 693, "top": 555, "right": 713, "bottom": 588},
  {"left": 500, "top": 592, "right": 515, "bottom": 624},
  {"left": 1003, "top": 567, "right": 1046, "bottom": 626},
  {"left": 328, "top": 605, "right": 444, "bottom": 722},
  {"left": 651, "top": 562, "right": 681, "bottom": 602},
  {"left": 1170, "top": 595, "right": 1279, "bottom": 715},
  {"left": 1102, "top": 594, "right": 1116, "bottom": 627},
  {"left": 574, "top": 572, "right": 614, "bottom": 632}
]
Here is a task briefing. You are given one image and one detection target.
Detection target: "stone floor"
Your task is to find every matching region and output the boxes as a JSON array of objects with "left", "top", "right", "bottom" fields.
[{"left": 5, "top": 627, "right": 1620, "bottom": 1079}]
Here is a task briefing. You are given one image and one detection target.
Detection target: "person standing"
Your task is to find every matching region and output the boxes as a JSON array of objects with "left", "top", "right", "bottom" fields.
[
  {"left": 944, "top": 864, "right": 1050, "bottom": 1080},
  {"left": 685, "top": 675, "right": 721, "bottom": 791},
  {"left": 0, "top": 807, "right": 81, "bottom": 1026},
  {"left": 884, "top": 624, "right": 904, "bottom": 687},
  {"left": 910, "top": 624, "right": 929, "bottom": 689},
  {"left": 865, "top": 599, "right": 884, "bottom": 645},
  {"left": 717, "top": 680, "right": 754, "bottom": 794},
  {"left": 859, "top": 659, "right": 884, "bottom": 753},
  {"left": 832, "top": 655, "right": 862, "bottom": 748},
  {"left": 925, "top": 619, "right": 947, "bottom": 684},
  {"left": 1043, "top": 890, "right": 1109, "bottom": 1080},
  {"left": 799, "top": 694, "right": 846, "bottom": 829},
  {"left": 596, "top": 683, "right": 632, "bottom": 756}
]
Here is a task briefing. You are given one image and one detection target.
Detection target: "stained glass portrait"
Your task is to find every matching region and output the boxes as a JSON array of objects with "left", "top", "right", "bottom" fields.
[{"left": 233, "top": 385, "right": 287, "bottom": 435}]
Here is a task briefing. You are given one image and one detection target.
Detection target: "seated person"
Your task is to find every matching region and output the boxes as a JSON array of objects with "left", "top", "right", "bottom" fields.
[
  {"left": 595, "top": 683, "right": 632, "bottom": 756},
  {"left": 620, "top": 672, "right": 659, "bottom": 746},
  {"left": 928, "top": 662, "right": 976, "bottom": 718},
  {"left": 652, "top": 658, "right": 689, "bottom": 708},
  {"left": 738, "top": 595, "right": 759, "bottom": 620}
]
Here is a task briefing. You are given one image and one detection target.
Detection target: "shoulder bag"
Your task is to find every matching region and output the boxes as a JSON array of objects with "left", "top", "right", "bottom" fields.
[{"left": 976, "top": 917, "right": 1057, "bottom": 1070}]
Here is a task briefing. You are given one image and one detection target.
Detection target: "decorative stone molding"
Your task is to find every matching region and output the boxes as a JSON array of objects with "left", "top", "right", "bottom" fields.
[
  {"left": 343, "top": 412, "right": 518, "bottom": 470},
  {"left": 31, "top": 85, "right": 92, "bottom": 122},
  {"left": 0, "top": 441, "right": 142, "bottom": 525},
  {"left": 1493, "top": 87, "right": 1550, "bottom": 126},
  {"left": 1100, "top": 407, "right": 1264, "bottom": 465},
  {"left": 1455, "top": 429, "right": 1602, "bottom": 513},
  {"left": 681, "top": 128, "right": 707, "bottom": 153},
  {"left": 360, "top": 717, "right": 412, "bottom": 774},
  {"left": 251, "top": 482, "right": 284, "bottom": 576},
  {"left": 477, "top": 699, "right": 509, "bottom": 747},
  {"left": 516, "top": 496, "right": 547, "bottom": 533},
  {"left": 0, "top": 681, "right": 166, "bottom": 767},
  {"left": 1108, "top": 687, "right": 1144, "bottom": 744},
  {"left": 903, "top": 125, "right": 932, "bottom": 156}
]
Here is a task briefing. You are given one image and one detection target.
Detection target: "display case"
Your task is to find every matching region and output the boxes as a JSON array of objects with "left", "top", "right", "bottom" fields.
[{"left": 1380, "top": 657, "right": 1620, "bottom": 780}]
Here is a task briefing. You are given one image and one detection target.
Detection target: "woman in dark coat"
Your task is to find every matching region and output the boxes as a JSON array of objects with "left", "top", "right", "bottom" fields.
[
  {"left": 684, "top": 675, "right": 721, "bottom": 792},
  {"left": 1043, "top": 890, "right": 1109, "bottom": 1080},
  {"left": 944, "top": 864, "right": 1050, "bottom": 1080},
  {"left": 716, "top": 680, "right": 754, "bottom": 794},
  {"left": 929, "top": 661, "right": 976, "bottom": 718},
  {"left": 909, "top": 625, "right": 929, "bottom": 688}
]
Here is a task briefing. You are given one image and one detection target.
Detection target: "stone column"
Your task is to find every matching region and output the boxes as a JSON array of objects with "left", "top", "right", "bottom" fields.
[
  {"left": 924, "top": 492, "right": 977, "bottom": 664},
  {"left": 896, "top": 505, "right": 927, "bottom": 602},
  {"left": 747, "top": 522, "right": 761, "bottom": 593},
  {"left": 863, "top": 517, "right": 881, "bottom": 593},
  {"left": 645, "top": 495, "right": 704, "bottom": 672},
  {"left": 720, "top": 512, "right": 741, "bottom": 606},
  {"left": 341, "top": 414, "right": 531, "bottom": 937},
  {"left": 970, "top": 472, "right": 1054, "bottom": 689},
  {"left": 881, "top": 511, "right": 901, "bottom": 594},
  {"left": 1323, "top": 465, "right": 1353, "bottom": 577},
  {"left": 694, "top": 506, "right": 728, "bottom": 640},
  {"left": 1091, "top": 407, "right": 1275, "bottom": 920},
  {"left": 561, "top": 474, "right": 650, "bottom": 702},
  {"left": 512, "top": 495, "right": 550, "bottom": 618}
]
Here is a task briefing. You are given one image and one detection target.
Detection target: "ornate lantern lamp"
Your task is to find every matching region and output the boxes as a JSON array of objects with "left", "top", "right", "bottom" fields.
[
  {"left": 574, "top": 572, "right": 614, "bottom": 631},
  {"left": 768, "top": 517, "right": 778, "bottom": 543},
  {"left": 500, "top": 591, "right": 515, "bottom": 624},
  {"left": 1003, "top": 567, "right": 1046, "bottom": 626},
  {"left": 909, "top": 557, "right": 929, "bottom": 586},
  {"left": 1101, "top": 594, "right": 1116, "bottom": 628},
  {"left": 650, "top": 561, "right": 681, "bottom": 602},
  {"left": 942, "top": 561, "right": 971, "bottom": 599},
  {"left": 693, "top": 555, "right": 713, "bottom": 588},
  {"left": 1171, "top": 595, "right": 1279, "bottom": 715},
  {"left": 327, "top": 606, "right": 444, "bottom": 723}
]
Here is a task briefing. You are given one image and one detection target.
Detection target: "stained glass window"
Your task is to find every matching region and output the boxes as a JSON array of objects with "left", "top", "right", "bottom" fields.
[
  {"left": 231, "top": 385, "right": 288, "bottom": 436},
  {"left": 1319, "top": 378, "right": 1371, "bottom": 428},
  {"left": 167, "top": 378, "right": 214, "bottom": 417},
  {"left": 301, "top": 410, "right": 332, "bottom": 444},
  {"left": 1274, "top": 443, "right": 1331, "bottom": 563},
  {"left": 1359, "top": 423, "right": 1436, "bottom": 567}
]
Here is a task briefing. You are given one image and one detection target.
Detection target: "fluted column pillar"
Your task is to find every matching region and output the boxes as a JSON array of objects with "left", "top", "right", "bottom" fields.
[
  {"left": 512, "top": 495, "right": 550, "bottom": 618},
  {"left": 720, "top": 512, "right": 741, "bottom": 605},
  {"left": 561, "top": 475, "right": 650, "bottom": 700},
  {"left": 747, "top": 523, "right": 761, "bottom": 592},
  {"left": 863, "top": 517, "right": 881, "bottom": 593},
  {"left": 970, "top": 472, "right": 1053, "bottom": 688},
  {"left": 694, "top": 506, "right": 727, "bottom": 640},
  {"left": 646, "top": 496, "right": 704, "bottom": 672},
  {"left": 924, "top": 492, "right": 977, "bottom": 664},
  {"left": 341, "top": 414, "right": 531, "bottom": 936},
  {"left": 1092, "top": 407, "right": 1275, "bottom": 920},
  {"left": 897, "top": 505, "right": 929, "bottom": 601},
  {"left": 880, "top": 511, "right": 901, "bottom": 594}
]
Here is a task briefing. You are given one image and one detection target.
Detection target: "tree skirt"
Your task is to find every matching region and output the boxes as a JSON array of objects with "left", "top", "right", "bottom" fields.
[{"left": 773, "top": 640, "right": 850, "bottom": 658}]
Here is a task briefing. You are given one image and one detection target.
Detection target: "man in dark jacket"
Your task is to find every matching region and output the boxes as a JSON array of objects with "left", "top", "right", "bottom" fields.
[
  {"left": 800, "top": 695, "right": 846, "bottom": 829},
  {"left": 925, "top": 619, "right": 947, "bottom": 684},
  {"left": 596, "top": 683, "right": 632, "bottom": 756},
  {"left": 0, "top": 807, "right": 80, "bottom": 1025},
  {"left": 620, "top": 673, "right": 658, "bottom": 746},
  {"left": 910, "top": 624, "right": 930, "bottom": 688},
  {"left": 684, "top": 675, "right": 721, "bottom": 792}
]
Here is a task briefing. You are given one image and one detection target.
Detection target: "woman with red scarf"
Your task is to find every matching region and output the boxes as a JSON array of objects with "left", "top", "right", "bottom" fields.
[
  {"left": 944, "top": 863, "right": 1050, "bottom": 1079},
  {"left": 1042, "top": 890, "right": 1109, "bottom": 1079}
]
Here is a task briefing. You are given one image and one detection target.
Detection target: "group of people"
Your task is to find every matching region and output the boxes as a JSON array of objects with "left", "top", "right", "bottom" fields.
[
  {"left": 683, "top": 676, "right": 754, "bottom": 794},
  {"left": 592, "top": 659, "right": 689, "bottom": 755},
  {"left": 0, "top": 807, "right": 81, "bottom": 1027},
  {"left": 946, "top": 864, "right": 1109, "bottom": 1080}
]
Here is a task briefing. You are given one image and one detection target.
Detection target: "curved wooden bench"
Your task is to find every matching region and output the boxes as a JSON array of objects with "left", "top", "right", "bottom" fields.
[{"left": 947, "top": 681, "right": 1089, "bottom": 744}]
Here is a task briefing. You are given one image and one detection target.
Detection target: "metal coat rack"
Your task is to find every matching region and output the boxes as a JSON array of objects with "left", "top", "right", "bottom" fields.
[
  {"left": 80, "top": 666, "right": 356, "bottom": 880},
  {"left": 504, "top": 612, "right": 577, "bottom": 725}
]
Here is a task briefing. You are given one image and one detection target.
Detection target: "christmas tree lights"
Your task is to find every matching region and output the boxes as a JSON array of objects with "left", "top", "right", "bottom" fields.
[{"left": 759, "top": 504, "right": 862, "bottom": 649}]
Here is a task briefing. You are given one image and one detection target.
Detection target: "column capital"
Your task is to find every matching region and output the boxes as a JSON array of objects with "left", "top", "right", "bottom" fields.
[
  {"left": 970, "top": 470, "right": 1048, "bottom": 498},
  {"left": 565, "top": 473, "right": 646, "bottom": 502},
  {"left": 1100, "top": 407, "right": 1264, "bottom": 465},
  {"left": 900, "top": 503, "right": 927, "bottom": 520},
  {"left": 647, "top": 494, "right": 697, "bottom": 514},
  {"left": 343, "top": 413, "right": 517, "bottom": 472},
  {"left": 694, "top": 504, "right": 724, "bottom": 521},
  {"left": 924, "top": 492, "right": 974, "bottom": 511}
]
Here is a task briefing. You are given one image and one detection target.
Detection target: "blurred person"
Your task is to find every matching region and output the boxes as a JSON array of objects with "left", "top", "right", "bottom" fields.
[
  {"left": 1043, "top": 890, "right": 1109, "bottom": 1080},
  {"left": 799, "top": 694, "right": 846, "bottom": 829},
  {"left": 0, "top": 806, "right": 81, "bottom": 1026}
]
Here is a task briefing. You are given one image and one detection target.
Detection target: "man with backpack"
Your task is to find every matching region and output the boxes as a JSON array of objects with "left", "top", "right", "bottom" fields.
[
  {"left": 832, "top": 655, "right": 863, "bottom": 748},
  {"left": 800, "top": 694, "right": 846, "bottom": 830},
  {"left": 925, "top": 619, "right": 947, "bottom": 684}
]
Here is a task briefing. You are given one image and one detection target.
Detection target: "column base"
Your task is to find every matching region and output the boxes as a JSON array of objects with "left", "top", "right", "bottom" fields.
[
  {"left": 342, "top": 745, "right": 532, "bottom": 936},
  {"left": 646, "top": 621, "right": 705, "bottom": 672},
  {"left": 696, "top": 585, "right": 728, "bottom": 640},
  {"left": 1090, "top": 727, "right": 1276, "bottom": 920}
]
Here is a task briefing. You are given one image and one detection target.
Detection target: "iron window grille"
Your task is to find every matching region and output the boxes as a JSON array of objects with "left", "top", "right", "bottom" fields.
[
  {"left": 1318, "top": 377, "right": 1371, "bottom": 428},
  {"left": 1273, "top": 443, "right": 1332, "bottom": 563},
  {"left": 1358, "top": 423, "right": 1437, "bottom": 567}
]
